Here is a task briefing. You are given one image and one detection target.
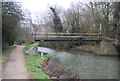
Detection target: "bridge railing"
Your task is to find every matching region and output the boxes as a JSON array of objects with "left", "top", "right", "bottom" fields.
[
  {"left": 33, "top": 33, "right": 102, "bottom": 37},
  {"left": 32, "top": 32, "right": 118, "bottom": 44},
  {"left": 32, "top": 33, "right": 102, "bottom": 41}
]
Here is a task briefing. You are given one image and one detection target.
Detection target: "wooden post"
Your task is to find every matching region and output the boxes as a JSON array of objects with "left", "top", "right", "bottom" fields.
[
  {"left": 34, "top": 32, "right": 36, "bottom": 40},
  {"left": 41, "top": 51, "right": 43, "bottom": 58}
]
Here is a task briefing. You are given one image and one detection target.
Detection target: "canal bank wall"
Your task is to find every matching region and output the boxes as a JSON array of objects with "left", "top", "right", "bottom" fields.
[
  {"left": 39, "top": 41, "right": 118, "bottom": 56},
  {"left": 26, "top": 43, "right": 38, "bottom": 56},
  {"left": 72, "top": 42, "right": 118, "bottom": 56}
]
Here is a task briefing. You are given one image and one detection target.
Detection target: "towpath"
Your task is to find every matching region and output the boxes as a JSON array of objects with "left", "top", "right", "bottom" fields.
[{"left": 2, "top": 45, "right": 30, "bottom": 79}]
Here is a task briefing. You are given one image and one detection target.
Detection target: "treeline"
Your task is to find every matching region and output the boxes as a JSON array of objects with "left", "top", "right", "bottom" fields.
[
  {"left": 36, "top": 2, "right": 119, "bottom": 38},
  {"left": 2, "top": 2, "right": 120, "bottom": 49},
  {"left": 64, "top": 2, "right": 119, "bottom": 38},
  {"left": 36, "top": 2, "right": 120, "bottom": 49},
  {"left": 2, "top": 2, "right": 32, "bottom": 49}
]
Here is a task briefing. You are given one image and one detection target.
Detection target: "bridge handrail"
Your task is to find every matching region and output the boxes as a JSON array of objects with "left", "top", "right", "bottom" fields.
[
  {"left": 35, "top": 36, "right": 101, "bottom": 38},
  {"left": 102, "top": 36, "right": 118, "bottom": 41},
  {"left": 35, "top": 33, "right": 102, "bottom": 35}
]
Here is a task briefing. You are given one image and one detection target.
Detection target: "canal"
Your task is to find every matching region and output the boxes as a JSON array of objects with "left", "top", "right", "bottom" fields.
[{"left": 38, "top": 47, "right": 118, "bottom": 79}]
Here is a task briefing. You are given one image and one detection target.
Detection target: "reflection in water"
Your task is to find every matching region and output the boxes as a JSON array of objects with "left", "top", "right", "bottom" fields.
[{"left": 38, "top": 47, "right": 118, "bottom": 79}]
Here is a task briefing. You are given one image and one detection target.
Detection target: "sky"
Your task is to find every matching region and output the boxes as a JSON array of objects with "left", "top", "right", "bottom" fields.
[
  {"left": 19, "top": 0, "right": 119, "bottom": 24},
  {"left": 21, "top": 0, "right": 78, "bottom": 12},
  {"left": 21, "top": 0, "right": 79, "bottom": 22}
]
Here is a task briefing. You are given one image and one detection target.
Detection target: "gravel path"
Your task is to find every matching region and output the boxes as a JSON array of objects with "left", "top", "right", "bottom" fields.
[{"left": 2, "top": 46, "right": 30, "bottom": 79}]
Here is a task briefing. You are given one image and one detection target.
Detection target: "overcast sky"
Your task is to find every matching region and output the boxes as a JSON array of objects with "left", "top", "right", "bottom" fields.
[
  {"left": 21, "top": 0, "right": 78, "bottom": 12},
  {"left": 21, "top": 0, "right": 82, "bottom": 23}
]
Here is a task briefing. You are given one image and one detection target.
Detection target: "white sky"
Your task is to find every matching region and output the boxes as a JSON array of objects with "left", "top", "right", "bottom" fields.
[
  {"left": 21, "top": 0, "right": 78, "bottom": 12},
  {"left": 20, "top": 0, "right": 120, "bottom": 24},
  {"left": 21, "top": 0, "right": 81, "bottom": 23}
]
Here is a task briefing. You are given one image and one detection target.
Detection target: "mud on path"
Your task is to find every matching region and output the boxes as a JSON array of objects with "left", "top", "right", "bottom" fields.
[{"left": 2, "top": 46, "right": 30, "bottom": 79}]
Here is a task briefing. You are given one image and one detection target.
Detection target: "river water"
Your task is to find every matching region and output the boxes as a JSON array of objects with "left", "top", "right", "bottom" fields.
[{"left": 38, "top": 47, "right": 118, "bottom": 79}]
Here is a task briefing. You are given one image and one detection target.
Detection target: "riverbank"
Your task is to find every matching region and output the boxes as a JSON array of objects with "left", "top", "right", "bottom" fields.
[
  {"left": 38, "top": 57, "right": 78, "bottom": 79},
  {"left": 24, "top": 42, "right": 51, "bottom": 79},
  {"left": 38, "top": 47, "right": 118, "bottom": 79},
  {"left": 24, "top": 42, "right": 79, "bottom": 79},
  {"left": 39, "top": 41, "right": 118, "bottom": 56},
  {"left": 25, "top": 53, "right": 51, "bottom": 79},
  {"left": 72, "top": 43, "right": 118, "bottom": 56},
  {"left": 72, "top": 45, "right": 95, "bottom": 53}
]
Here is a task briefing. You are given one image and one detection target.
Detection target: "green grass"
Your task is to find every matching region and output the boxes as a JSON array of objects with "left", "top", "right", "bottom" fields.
[
  {"left": 23, "top": 42, "right": 37, "bottom": 55},
  {"left": 25, "top": 54, "right": 51, "bottom": 79},
  {"left": 0, "top": 55, "right": 2, "bottom": 64},
  {"left": 1, "top": 46, "right": 15, "bottom": 63},
  {"left": 24, "top": 43, "right": 37, "bottom": 51},
  {"left": 24, "top": 42, "right": 51, "bottom": 79}
]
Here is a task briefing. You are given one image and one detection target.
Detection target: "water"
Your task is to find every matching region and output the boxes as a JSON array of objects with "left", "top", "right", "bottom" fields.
[{"left": 38, "top": 47, "right": 118, "bottom": 79}]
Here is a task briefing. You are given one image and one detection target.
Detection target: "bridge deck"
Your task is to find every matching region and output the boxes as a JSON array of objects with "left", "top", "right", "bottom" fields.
[
  {"left": 35, "top": 39, "right": 101, "bottom": 42},
  {"left": 33, "top": 33, "right": 118, "bottom": 44}
]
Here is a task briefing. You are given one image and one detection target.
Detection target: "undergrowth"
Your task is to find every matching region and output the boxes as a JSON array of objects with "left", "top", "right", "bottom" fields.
[{"left": 1, "top": 46, "right": 15, "bottom": 63}]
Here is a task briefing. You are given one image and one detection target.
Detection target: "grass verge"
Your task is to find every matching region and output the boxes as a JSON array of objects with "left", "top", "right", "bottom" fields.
[
  {"left": 24, "top": 42, "right": 51, "bottom": 79},
  {"left": 25, "top": 54, "right": 51, "bottom": 79},
  {"left": 24, "top": 42, "right": 37, "bottom": 53},
  {"left": 1, "top": 46, "right": 15, "bottom": 63}
]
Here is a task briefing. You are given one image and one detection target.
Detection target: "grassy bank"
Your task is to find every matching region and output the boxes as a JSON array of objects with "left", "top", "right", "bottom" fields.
[
  {"left": 1, "top": 46, "right": 15, "bottom": 63},
  {"left": 24, "top": 42, "right": 37, "bottom": 53},
  {"left": 24, "top": 42, "right": 51, "bottom": 79}
]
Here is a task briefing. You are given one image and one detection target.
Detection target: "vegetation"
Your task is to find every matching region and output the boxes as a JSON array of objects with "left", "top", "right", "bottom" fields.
[
  {"left": 1, "top": 46, "right": 15, "bottom": 63},
  {"left": 2, "top": 2, "right": 33, "bottom": 49},
  {"left": 32, "top": 2, "right": 119, "bottom": 49},
  {"left": 0, "top": 55, "right": 2, "bottom": 63},
  {"left": 2, "top": 2, "right": 22, "bottom": 48},
  {"left": 24, "top": 43, "right": 51, "bottom": 79},
  {"left": 25, "top": 54, "right": 51, "bottom": 79},
  {"left": 1, "top": 1, "right": 119, "bottom": 80},
  {"left": 40, "top": 41, "right": 78, "bottom": 50},
  {"left": 24, "top": 42, "right": 37, "bottom": 52},
  {"left": 50, "top": 7, "right": 64, "bottom": 33},
  {"left": 2, "top": 1, "right": 119, "bottom": 51},
  {"left": 33, "top": 2, "right": 119, "bottom": 38}
]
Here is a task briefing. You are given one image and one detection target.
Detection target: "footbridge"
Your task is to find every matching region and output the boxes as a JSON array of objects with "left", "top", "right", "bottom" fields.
[{"left": 32, "top": 32, "right": 118, "bottom": 44}]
